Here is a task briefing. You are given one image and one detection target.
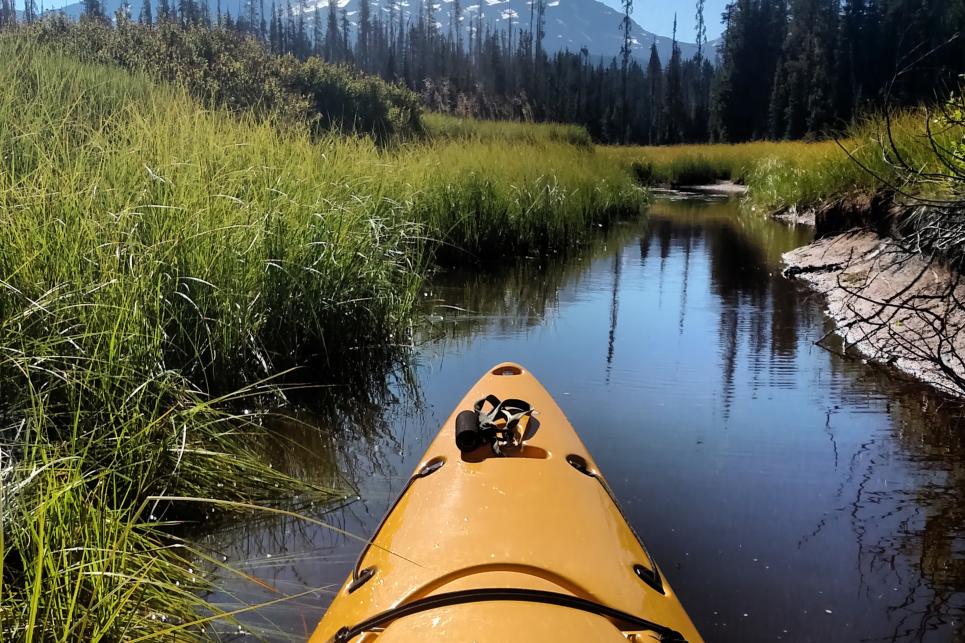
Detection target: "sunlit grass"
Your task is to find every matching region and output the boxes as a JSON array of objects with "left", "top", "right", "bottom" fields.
[
  {"left": 400, "top": 137, "right": 642, "bottom": 262},
  {"left": 602, "top": 140, "right": 843, "bottom": 193},
  {"left": 424, "top": 113, "right": 594, "bottom": 148},
  {"left": 603, "top": 110, "right": 962, "bottom": 213},
  {"left": 742, "top": 110, "right": 962, "bottom": 209}
]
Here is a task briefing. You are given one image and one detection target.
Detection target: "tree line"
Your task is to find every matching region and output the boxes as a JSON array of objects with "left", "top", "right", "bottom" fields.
[
  {"left": 2, "top": 0, "right": 962, "bottom": 144},
  {"left": 713, "top": 0, "right": 965, "bottom": 142}
]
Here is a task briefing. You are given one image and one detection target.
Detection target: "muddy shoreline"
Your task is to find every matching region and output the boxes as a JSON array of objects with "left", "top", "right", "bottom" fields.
[{"left": 777, "top": 195, "right": 965, "bottom": 398}]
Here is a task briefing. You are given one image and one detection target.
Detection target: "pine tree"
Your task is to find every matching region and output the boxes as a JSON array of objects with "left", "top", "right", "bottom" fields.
[
  {"left": 245, "top": 0, "right": 258, "bottom": 36},
  {"left": 139, "top": 0, "right": 153, "bottom": 24},
  {"left": 359, "top": 0, "right": 371, "bottom": 69},
  {"left": 116, "top": 1, "right": 132, "bottom": 23},
  {"left": 295, "top": 0, "right": 308, "bottom": 56},
  {"left": 475, "top": 0, "right": 483, "bottom": 64},
  {"left": 260, "top": 0, "right": 267, "bottom": 39},
  {"left": 340, "top": 7, "right": 350, "bottom": 61},
  {"left": 694, "top": 0, "right": 706, "bottom": 65},
  {"left": 711, "top": 0, "right": 748, "bottom": 141},
  {"left": 691, "top": 0, "right": 709, "bottom": 140},
  {"left": 270, "top": 2, "right": 280, "bottom": 51},
  {"left": 661, "top": 13, "right": 685, "bottom": 144},
  {"left": 178, "top": 0, "right": 195, "bottom": 25},
  {"left": 769, "top": 0, "right": 836, "bottom": 138},
  {"left": 711, "top": 0, "right": 786, "bottom": 141},
  {"left": 619, "top": 0, "right": 633, "bottom": 143},
  {"left": 451, "top": 0, "right": 462, "bottom": 49},
  {"left": 646, "top": 41, "right": 662, "bottom": 144},
  {"left": 835, "top": 0, "right": 863, "bottom": 119},
  {"left": 313, "top": 6, "right": 324, "bottom": 55},
  {"left": 325, "top": 0, "right": 339, "bottom": 61},
  {"left": 285, "top": 0, "right": 295, "bottom": 52},
  {"left": 534, "top": 0, "right": 545, "bottom": 61},
  {"left": 82, "top": 0, "right": 105, "bottom": 21}
]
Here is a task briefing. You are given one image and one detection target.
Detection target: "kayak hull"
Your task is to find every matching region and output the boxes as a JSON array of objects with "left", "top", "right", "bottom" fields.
[{"left": 309, "top": 363, "right": 703, "bottom": 642}]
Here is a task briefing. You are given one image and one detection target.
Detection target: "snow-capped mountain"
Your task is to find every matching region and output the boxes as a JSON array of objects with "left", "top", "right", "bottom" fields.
[{"left": 43, "top": 0, "right": 715, "bottom": 64}]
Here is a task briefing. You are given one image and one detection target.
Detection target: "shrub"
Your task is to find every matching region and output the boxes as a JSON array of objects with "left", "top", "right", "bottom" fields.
[{"left": 28, "top": 17, "right": 423, "bottom": 141}]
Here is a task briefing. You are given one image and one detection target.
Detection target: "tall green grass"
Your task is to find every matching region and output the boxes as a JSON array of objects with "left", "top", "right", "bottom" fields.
[
  {"left": 742, "top": 111, "right": 962, "bottom": 210},
  {"left": 0, "top": 35, "right": 646, "bottom": 637},
  {"left": 602, "top": 140, "right": 843, "bottom": 191},
  {"left": 605, "top": 111, "right": 963, "bottom": 214},
  {"left": 417, "top": 114, "right": 639, "bottom": 261},
  {"left": 400, "top": 138, "right": 642, "bottom": 262},
  {"left": 0, "top": 38, "right": 381, "bottom": 638},
  {"left": 424, "top": 113, "right": 594, "bottom": 148}
]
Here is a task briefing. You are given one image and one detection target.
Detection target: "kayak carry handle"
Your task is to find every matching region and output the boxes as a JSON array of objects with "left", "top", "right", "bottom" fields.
[{"left": 455, "top": 410, "right": 483, "bottom": 452}]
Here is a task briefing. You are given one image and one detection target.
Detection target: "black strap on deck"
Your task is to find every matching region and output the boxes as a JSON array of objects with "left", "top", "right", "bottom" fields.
[{"left": 331, "top": 587, "right": 688, "bottom": 642}]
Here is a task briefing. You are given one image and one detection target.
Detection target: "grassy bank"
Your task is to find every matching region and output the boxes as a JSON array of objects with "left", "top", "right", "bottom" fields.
[
  {"left": 602, "top": 140, "right": 839, "bottom": 191},
  {"left": 400, "top": 137, "right": 640, "bottom": 261},
  {"left": 739, "top": 112, "right": 964, "bottom": 210},
  {"left": 606, "top": 110, "right": 963, "bottom": 214},
  {"left": 424, "top": 113, "right": 594, "bottom": 147},
  {"left": 0, "top": 36, "right": 644, "bottom": 638}
]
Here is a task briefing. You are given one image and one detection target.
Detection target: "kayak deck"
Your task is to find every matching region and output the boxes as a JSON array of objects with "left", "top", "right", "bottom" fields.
[{"left": 309, "top": 363, "right": 702, "bottom": 642}]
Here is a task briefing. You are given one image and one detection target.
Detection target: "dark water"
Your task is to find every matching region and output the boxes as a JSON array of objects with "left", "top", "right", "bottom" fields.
[{"left": 199, "top": 195, "right": 965, "bottom": 642}]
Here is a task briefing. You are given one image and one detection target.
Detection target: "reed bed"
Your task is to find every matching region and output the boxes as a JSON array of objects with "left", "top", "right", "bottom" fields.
[
  {"left": 400, "top": 138, "right": 642, "bottom": 262},
  {"left": 604, "top": 111, "right": 963, "bottom": 214},
  {"left": 741, "top": 111, "right": 963, "bottom": 210},
  {"left": 602, "top": 140, "right": 843, "bottom": 193},
  {"left": 424, "top": 113, "right": 594, "bottom": 148}
]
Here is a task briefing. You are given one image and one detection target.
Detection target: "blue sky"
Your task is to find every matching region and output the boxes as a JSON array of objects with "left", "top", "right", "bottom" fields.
[{"left": 18, "top": 0, "right": 729, "bottom": 41}]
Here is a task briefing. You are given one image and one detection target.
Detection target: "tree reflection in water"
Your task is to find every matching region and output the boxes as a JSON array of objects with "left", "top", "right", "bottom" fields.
[{"left": 193, "top": 194, "right": 963, "bottom": 642}]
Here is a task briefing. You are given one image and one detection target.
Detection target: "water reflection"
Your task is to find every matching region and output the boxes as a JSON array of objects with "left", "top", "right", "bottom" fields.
[
  {"left": 606, "top": 248, "right": 622, "bottom": 383},
  {"left": 196, "top": 195, "right": 963, "bottom": 642},
  {"left": 193, "top": 375, "right": 425, "bottom": 639},
  {"left": 637, "top": 199, "right": 813, "bottom": 422}
]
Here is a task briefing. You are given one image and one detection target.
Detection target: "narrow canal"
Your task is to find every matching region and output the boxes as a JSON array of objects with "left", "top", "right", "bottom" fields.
[{"left": 200, "top": 194, "right": 964, "bottom": 642}]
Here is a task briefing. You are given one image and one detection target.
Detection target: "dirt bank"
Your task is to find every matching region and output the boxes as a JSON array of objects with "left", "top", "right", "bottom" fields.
[
  {"left": 782, "top": 230, "right": 965, "bottom": 398},
  {"left": 772, "top": 191, "right": 901, "bottom": 229}
]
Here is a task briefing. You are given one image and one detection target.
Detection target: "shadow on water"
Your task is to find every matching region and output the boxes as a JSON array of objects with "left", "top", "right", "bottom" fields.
[{"left": 195, "top": 194, "right": 963, "bottom": 642}]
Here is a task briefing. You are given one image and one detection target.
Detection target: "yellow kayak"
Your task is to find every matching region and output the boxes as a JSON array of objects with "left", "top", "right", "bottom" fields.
[{"left": 310, "top": 363, "right": 703, "bottom": 642}]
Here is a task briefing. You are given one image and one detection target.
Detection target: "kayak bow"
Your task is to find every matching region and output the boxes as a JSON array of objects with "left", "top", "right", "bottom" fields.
[{"left": 309, "top": 363, "right": 703, "bottom": 642}]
